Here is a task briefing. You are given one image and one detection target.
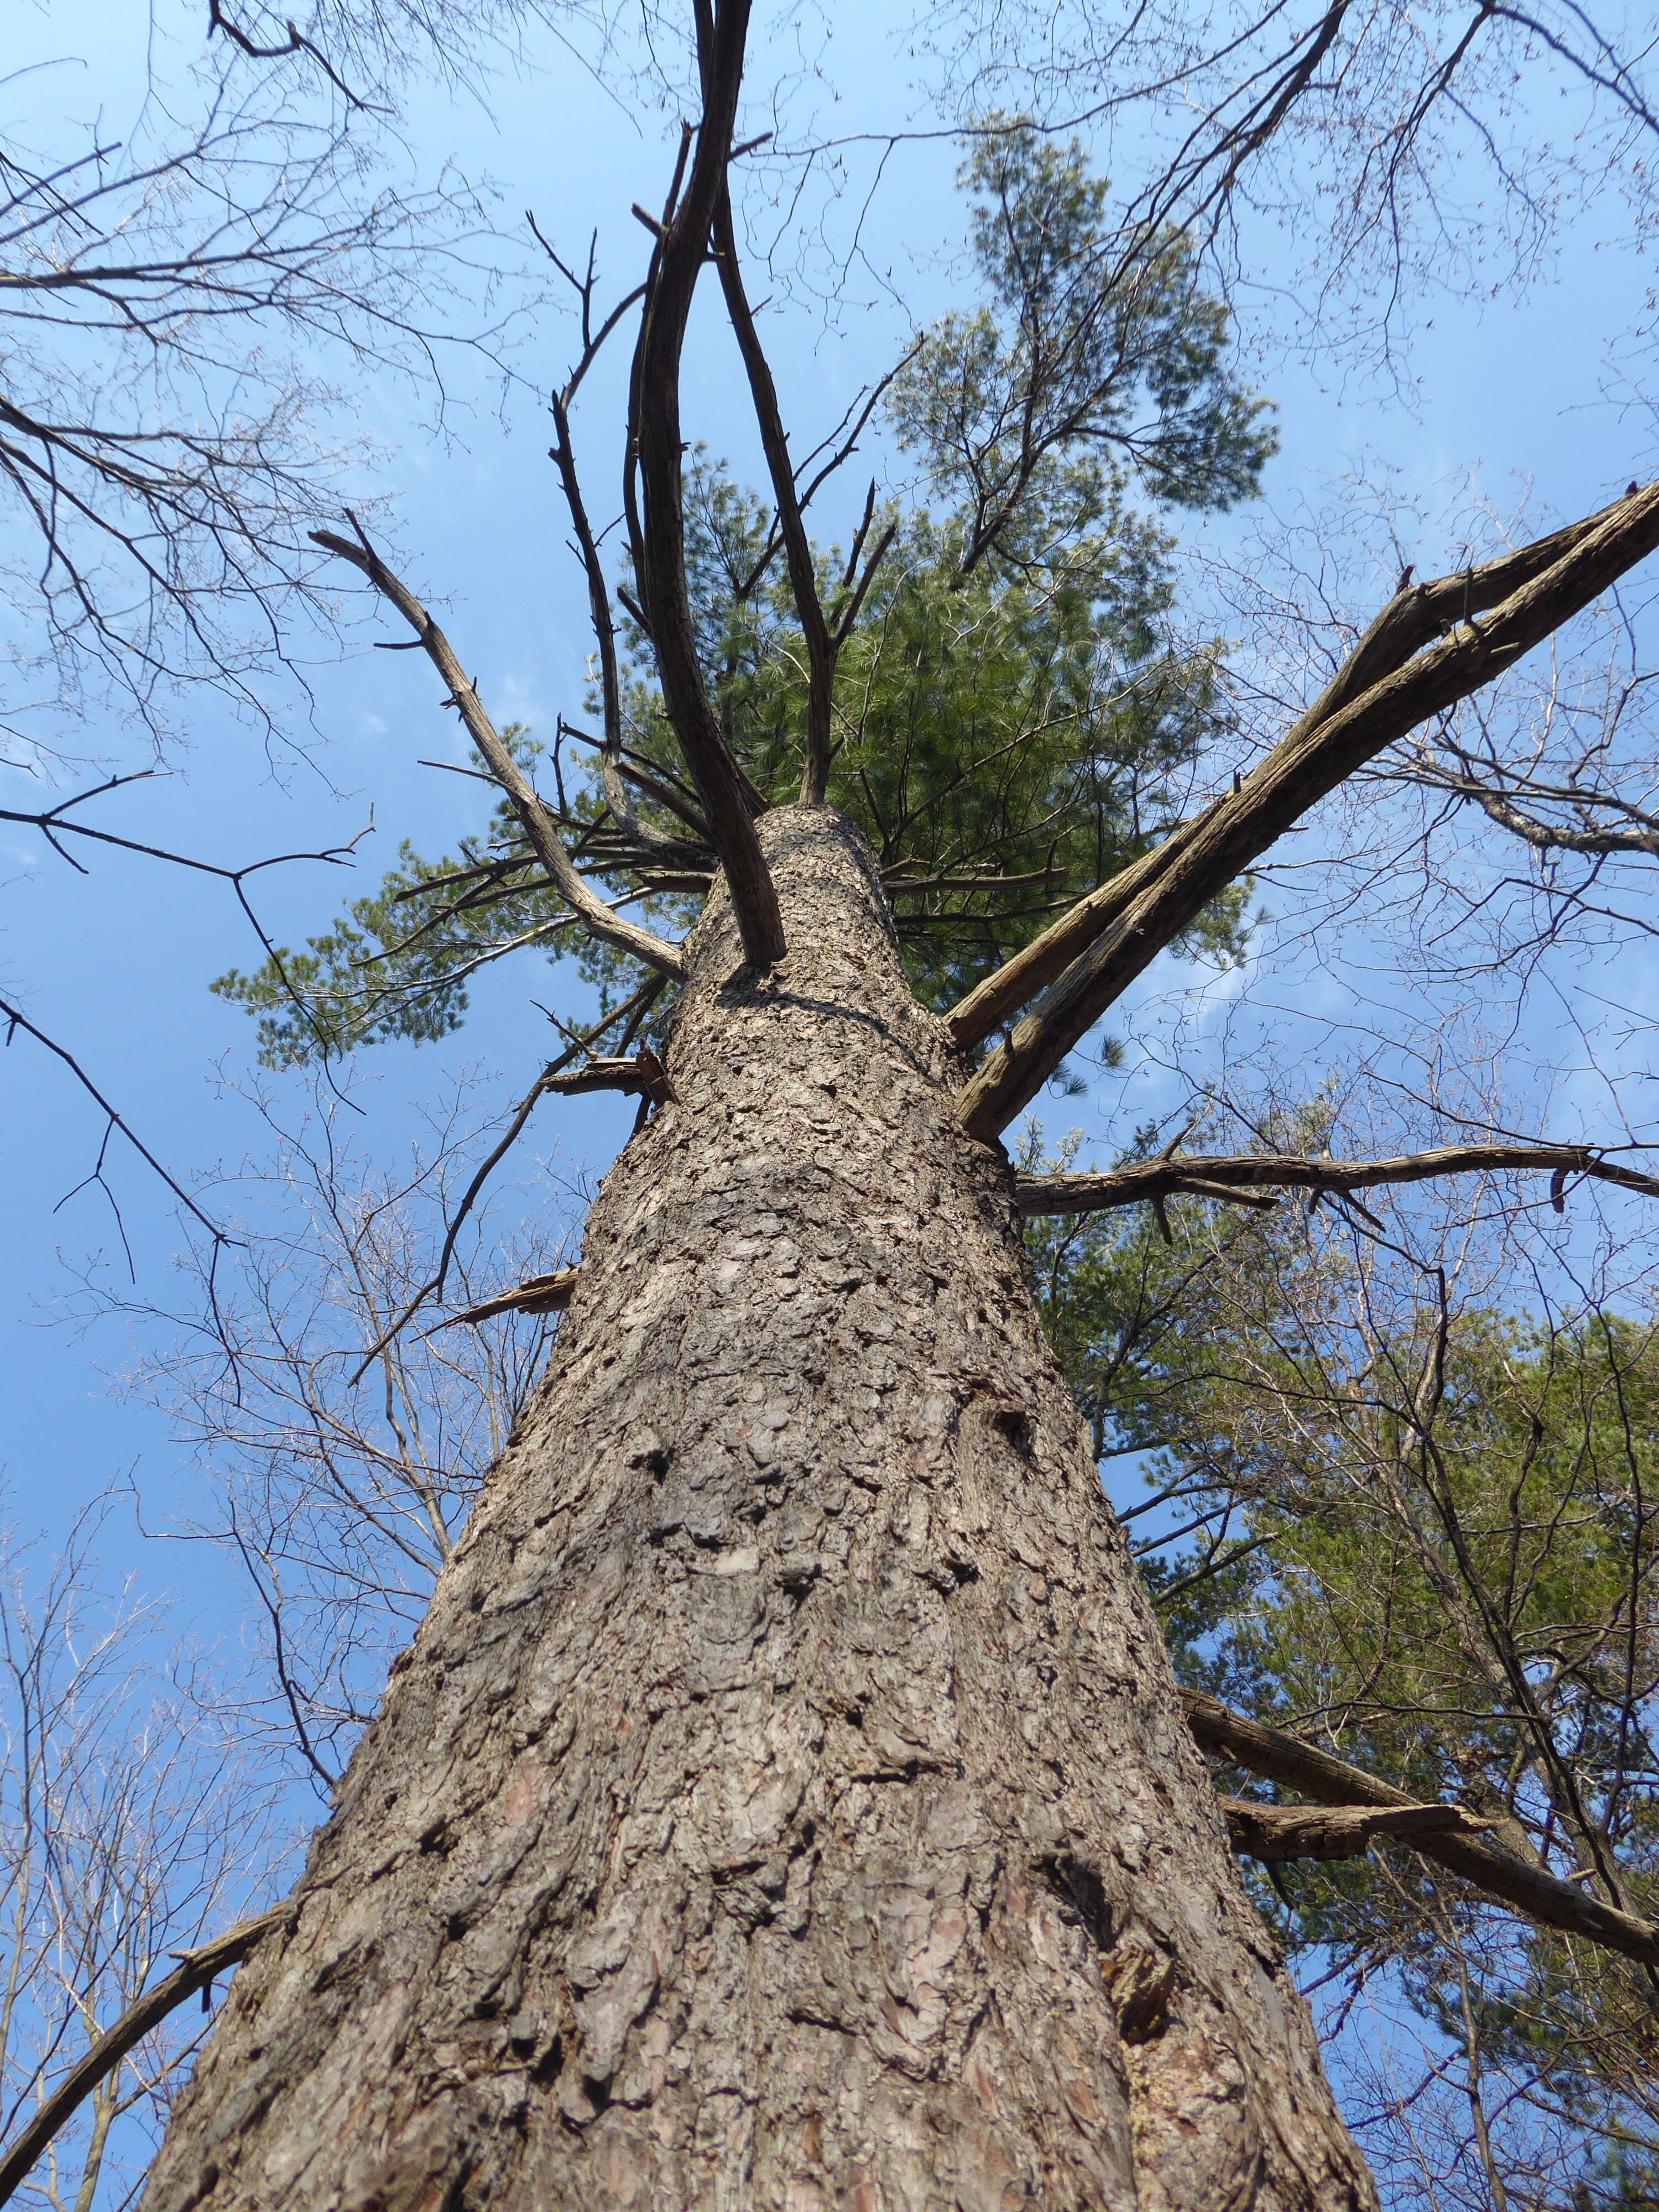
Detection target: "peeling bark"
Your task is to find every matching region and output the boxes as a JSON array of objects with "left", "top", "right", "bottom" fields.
[{"left": 142, "top": 808, "right": 1374, "bottom": 2211}]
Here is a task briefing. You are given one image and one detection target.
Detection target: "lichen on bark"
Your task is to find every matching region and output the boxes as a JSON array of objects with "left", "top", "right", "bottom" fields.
[{"left": 141, "top": 807, "right": 1375, "bottom": 2210}]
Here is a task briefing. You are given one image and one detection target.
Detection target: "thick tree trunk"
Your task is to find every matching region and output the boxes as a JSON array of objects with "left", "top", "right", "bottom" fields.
[{"left": 143, "top": 808, "right": 1374, "bottom": 2210}]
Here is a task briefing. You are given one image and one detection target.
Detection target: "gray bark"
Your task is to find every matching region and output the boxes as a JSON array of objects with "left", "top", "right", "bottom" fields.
[{"left": 142, "top": 807, "right": 1375, "bottom": 2211}]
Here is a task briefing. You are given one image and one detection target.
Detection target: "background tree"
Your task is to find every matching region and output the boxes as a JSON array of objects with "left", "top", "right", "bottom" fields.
[
  {"left": 0, "top": 4, "right": 519, "bottom": 1226},
  {"left": 0, "top": 1511, "right": 276, "bottom": 2212},
  {"left": 1021, "top": 1089, "right": 1659, "bottom": 2204}
]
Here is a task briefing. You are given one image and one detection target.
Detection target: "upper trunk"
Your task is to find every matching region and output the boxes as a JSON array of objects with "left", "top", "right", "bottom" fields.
[{"left": 142, "top": 807, "right": 1374, "bottom": 2210}]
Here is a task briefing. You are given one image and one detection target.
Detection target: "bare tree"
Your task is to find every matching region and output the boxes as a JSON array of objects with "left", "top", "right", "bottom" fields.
[
  {"left": 0, "top": 1509, "right": 279, "bottom": 2212},
  {"left": 90, "top": 1071, "right": 584, "bottom": 1790},
  {"left": 923, "top": 0, "right": 1659, "bottom": 382},
  {"left": 0, "top": 29, "right": 506, "bottom": 758},
  {"left": 0, "top": 9, "right": 525, "bottom": 1246}
]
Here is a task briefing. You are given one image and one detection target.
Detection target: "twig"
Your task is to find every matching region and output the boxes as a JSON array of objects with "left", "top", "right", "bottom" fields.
[
  {"left": 1, "top": 997, "right": 231, "bottom": 1253},
  {"left": 345, "top": 979, "right": 664, "bottom": 1384}
]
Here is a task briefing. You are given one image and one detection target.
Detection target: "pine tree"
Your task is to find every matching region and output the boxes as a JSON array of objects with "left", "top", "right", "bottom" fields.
[{"left": 138, "top": 14, "right": 1659, "bottom": 2206}]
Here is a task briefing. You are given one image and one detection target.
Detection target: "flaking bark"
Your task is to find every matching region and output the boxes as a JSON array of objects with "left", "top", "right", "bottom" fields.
[{"left": 142, "top": 808, "right": 1374, "bottom": 2211}]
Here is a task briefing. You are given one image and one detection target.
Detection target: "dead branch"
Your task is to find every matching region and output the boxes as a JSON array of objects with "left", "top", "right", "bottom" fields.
[
  {"left": 1218, "top": 1794, "right": 1493, "bottom": 1863},
  {"left": 1182, "top": 1689, "right": 1659, "bottom": 1969},
  {"left": 440, "top": 1266, "right": 582, "bottom": 1327},
  {"left": 956, "top": 478, "right": 1659, "bottom": 1141},
  {"left": 625, "top": 0, "right": 785, "bottom": 966},
  {"left": 542, "top": 1046, "right": 677, "bottom": 1105},
  {"left": 345, "top": 979, "right": 664, "bottom": 1385},
  {"left": 556, "top": 725, "right": 714, "bottom": 844},
  {"left": 311, "top": 524, "right": 685, "bottom": 981},
  {"left": 0, "top": 1905, "right": 285, "bottom": 2209},
  {"left": 1015, "top": 1144, "right": 1659, "bottom": 1217}
]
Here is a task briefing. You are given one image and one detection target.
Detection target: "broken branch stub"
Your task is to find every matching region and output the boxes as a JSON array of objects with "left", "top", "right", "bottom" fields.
[
  {"left": 1218, "top": 1796, "right": 1493, "bottom": 1863},
  {"left": 542, "top": 1047, "right": 677, "bottom": 1107},
  {"left": 441, "top": 1267, "right": 582, "bottom": 1327}
]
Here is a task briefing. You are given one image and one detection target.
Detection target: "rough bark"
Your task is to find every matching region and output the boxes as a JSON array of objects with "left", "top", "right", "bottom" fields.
[{"left": 142, "top": 807, "right": 1375, "bottom": 2212}]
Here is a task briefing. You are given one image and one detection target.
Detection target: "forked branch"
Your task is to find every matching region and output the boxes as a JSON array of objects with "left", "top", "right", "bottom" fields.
[
  {"left": 1015, "top": 1144, "right": 1659, "bottom": 1217},
  {"left": 1182, "top": 1689, "right": 1659, "bottom": 1969},
  {"left": 312, "top": 525, "right": 686, "bottom": 982},
  {"left": 952, "top": 480, "right": 1659, "bottom": 1131},
  {"left": 1219, "top": 1794, "right": 1493, "bottom": 1863},
  {"left": 626, "top": 0, "right": 785, "bottom": 966}
]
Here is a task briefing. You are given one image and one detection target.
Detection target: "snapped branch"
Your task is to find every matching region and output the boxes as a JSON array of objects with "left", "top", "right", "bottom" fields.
[
  {"left": 1219, "top": 1794, "right": 1493, "bottom": 1863},
  {"left": 438, "top": 1266, "right": 582, "bottom": 1327}
]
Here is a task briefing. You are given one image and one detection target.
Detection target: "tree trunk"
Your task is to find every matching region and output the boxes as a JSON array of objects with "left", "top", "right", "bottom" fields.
[{"left": 142, "top": 807, "right": 1375, "bottom": 2211}]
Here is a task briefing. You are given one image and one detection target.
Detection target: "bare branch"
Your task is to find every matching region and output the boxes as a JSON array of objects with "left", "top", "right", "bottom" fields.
[
  {"left": 535, "top": 257, "right": 705, "bottom": 870},
  {"left": 710, "top": 183, "right": 831, "bottom": 797},
  {"left": 311, "top": 524, "right": 685, "bottom": 981},
  {"left": 1182, "top": 1689, "right": 1659, "bottom": 1970},
  {"left": 956, "top": 478, "right": 1659, "bottom": 1141},
  {"left": 0, "top": 1906, "right": 284, "bottom": 2210},
  {"left": 1015, "top": 1144, "right": 1659, "bottom": 1217},
  {"left": 205, "top": 0, "right": 379, "bottom": 112},
  {"left": 947, "top": 492, "right": 1656, "bottom": 1060}
]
